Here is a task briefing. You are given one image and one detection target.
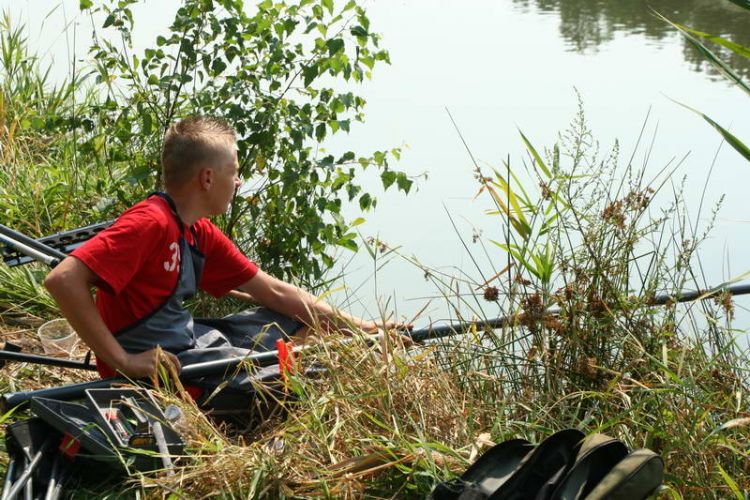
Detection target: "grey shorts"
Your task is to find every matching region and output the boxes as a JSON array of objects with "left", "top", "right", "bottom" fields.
[
  {"left": 177, "top": 307, "right": 304, "bottom": 395},
  {"left": 193, "top": 307, "right": 304, "bottom": 352}
]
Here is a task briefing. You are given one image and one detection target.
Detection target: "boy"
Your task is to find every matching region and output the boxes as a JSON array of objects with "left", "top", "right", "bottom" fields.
[{"left": 44, "top": 116, "right": 400, "bottom": 390}]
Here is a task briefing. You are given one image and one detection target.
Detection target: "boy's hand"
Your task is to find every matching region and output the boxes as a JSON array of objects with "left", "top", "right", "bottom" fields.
[
  {"left": 361, "top": 320, "right": 414, "bottom": 334},
  {"left": 361, "top": 321, "right": 415, "bottom": 346},
  {"left": 119, "top": 349, "right": 181, "bottom": 379}
]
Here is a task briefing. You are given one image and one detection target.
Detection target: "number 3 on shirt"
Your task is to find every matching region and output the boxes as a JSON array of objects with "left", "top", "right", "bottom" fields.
[{"left": 163, "top": 241, "right": 179, "bottom": 272}]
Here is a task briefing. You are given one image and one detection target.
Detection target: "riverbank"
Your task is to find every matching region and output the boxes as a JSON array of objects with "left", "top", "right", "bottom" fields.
[{"left": 0, "top": 308, "right": 747, "bottom": 497}]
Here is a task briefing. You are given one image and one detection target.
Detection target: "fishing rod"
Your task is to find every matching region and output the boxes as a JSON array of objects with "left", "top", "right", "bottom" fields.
[
  {"left": 5, "top": 278, "right": 747, "bottom": 374},
  {"left": 410, "top": 280, "right": 750, "bottom": 342},
  {"left": 0, "top": 345, "right": 95, "bottom": 371},
  {"left": 0, "top": 329, "right": 426, "bottom": 411},
  {"left": 5, "top": 276, "right": 750, "bottom": 412},
  {"left": 4, "top": 221, "right": 750, "bottom": 408},
  {"left": 0, "top": 231, "right": 63, "bottom": 268}
]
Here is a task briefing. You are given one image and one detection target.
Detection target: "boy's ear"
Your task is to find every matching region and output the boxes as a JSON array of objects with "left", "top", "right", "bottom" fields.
[{"left": 198, "top": 166, "right": 214, "bottom": 190}]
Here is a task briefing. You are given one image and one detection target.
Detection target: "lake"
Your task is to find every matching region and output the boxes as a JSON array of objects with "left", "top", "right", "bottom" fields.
[
  {"left": 323, "top": 0, "right": 750, "bottom": 331},
  {"left": 6, "top": 0, "right": 750, "bottom": 331}
]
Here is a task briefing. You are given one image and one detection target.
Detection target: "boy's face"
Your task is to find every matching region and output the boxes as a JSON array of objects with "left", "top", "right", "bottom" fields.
[{"left": 208, "top": 145, "right": 241, "bottom": 216}]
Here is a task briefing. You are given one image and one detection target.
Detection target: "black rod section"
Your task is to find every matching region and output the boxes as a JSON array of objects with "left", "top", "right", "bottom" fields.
[
  {"left": 410, "top": 281, "right": 750, "bottom": 342},
  {"left": 650, "top": 281, "right": 750, "bottom": 305},
  {"left": 0, "top": 350, "right": 96, "bottom": 371},
  {"left": 0, "top": 348, "right": 286, "bottom": 411},
  {"left": 1, "top": 379, "right": 115, "bottom": 411},
  {"left": 409, "top": 314, "right": 519, "bottom": 343}
]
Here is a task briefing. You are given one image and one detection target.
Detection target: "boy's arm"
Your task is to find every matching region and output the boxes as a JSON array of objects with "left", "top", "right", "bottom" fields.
[
  {"left": 237, "top": 270, "right": 407, "bottom": 333},
  {"left": 44, "top": 257, "right": 180, "bottom": 378}
]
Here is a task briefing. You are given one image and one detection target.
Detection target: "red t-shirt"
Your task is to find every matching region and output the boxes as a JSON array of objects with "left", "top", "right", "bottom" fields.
[{"left": 72, "top": 195, "right": 258, "bottom": 341}]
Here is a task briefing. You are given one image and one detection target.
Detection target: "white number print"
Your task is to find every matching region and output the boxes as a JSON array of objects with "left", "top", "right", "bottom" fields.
[{"left": 163, "top": 242, "right": 180, "bottom": 272}]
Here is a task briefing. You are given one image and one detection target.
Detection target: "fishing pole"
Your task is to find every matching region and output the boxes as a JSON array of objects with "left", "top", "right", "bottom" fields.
[
  {"left": 0, "top": 221, "right": 111, "bottom": 268},
  {"left": 0, "top": 347, "right": 95, "bottom": 371},
  {"left": 5, "top": 276, "right": 750, "bottom": 412},
  {"left": 4, "top": 222, "right": 750, "bottom": 409},
  {"left": 0, "top": 330, "right": 415, "bottom": 411},
  {"left": 0, "top": 225, "right": 97, "bottom": 372},
  {"left": 5, "top": 278, "right": 749, "bottom": 375}
]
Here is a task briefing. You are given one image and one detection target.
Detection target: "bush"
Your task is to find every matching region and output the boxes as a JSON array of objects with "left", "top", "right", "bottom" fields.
[
  {"left": 82, "top": 0, "right": 413, "bottom": 286},
  {"left": 0, "top": 0, "right": 414, "bottom": 316}
]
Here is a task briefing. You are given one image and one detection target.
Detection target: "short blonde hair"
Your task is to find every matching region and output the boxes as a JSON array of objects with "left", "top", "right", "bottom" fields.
[{"left": 161, "top": 116, "right": 237, "bottom": 188}]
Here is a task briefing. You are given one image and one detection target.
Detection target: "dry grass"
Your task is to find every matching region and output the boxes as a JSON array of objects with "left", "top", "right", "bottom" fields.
[
  {"left": 135, "top": 334, "right": 485, "bottom": 499},
  {"left": 1, "top": 309, "right": 749, "bottom": 498}
]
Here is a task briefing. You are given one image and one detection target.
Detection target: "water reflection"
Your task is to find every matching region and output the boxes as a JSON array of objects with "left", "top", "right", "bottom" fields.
[{"left": 512, "top": 0, "right": 750, "bottom": 79}]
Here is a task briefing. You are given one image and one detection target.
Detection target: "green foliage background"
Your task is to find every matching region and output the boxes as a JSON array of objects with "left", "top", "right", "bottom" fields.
[{"left": 1, "top": 0, "right": 414, "bottom": 293}]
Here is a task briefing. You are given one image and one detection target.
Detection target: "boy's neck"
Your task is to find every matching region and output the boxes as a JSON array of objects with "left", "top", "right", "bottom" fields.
[{"left": 164, "top": 189, "right": 203, "bottom": 226}]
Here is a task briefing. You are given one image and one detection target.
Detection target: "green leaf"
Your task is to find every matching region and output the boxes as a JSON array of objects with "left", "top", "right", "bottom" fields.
[
  {"left": 658, "top": 11, "right": 750, "bottom": 98},
  {"left": 671, "top": 98, "right": 750, "bottom": 163},
  {"left": 0, "top": 406, "right": 19, "bottom": 425},
  {"left": 302, "top": 64, "right": 318, "bottom": 87},
  {"left": 519, "top": 130, "right": 551, "bottom": 178},
  {"left": 79, "top": 0, "right": 93, "bottom": 10},
  {"left": 338, "top": 151, "right": 355, "bottom": 163},
  {"left": 337, "top": 233, "right": 358, "bottom": 251},
  {"left": 381, "top": 170, "right": 396, "bottom": 189},
  {"left": 725, "top": 0, "right": 750, "bottom": 9},
  {"left": 315, "top": 123, "right": 326, "bottom": 141},
  {"left": 322, "top": 0, "right": 334, "bottom": 15},
  {"left": 373, "top": 151, "right": 386, "bottom": 165},
  {"left": 211, "top": 58, "right": 227, "bottom": 75},
  {"left": 716, "top": 465, "right": 744, "bottom": 500},
  {"left": 493, "top": 242, "right": 539, "bottom": 279},
  {"left": 683, "top": 37, "right": 750, "bottom": 97},
  {"left": 359, "top": 193, "right": 372, "bottom": 210},
  {"left": 396, "top": 173, "right": 412, "bottom": 193},
  {"left": 326, "top": 38, "right": 345, "bottom": 56},
  {"left": 350, "top": 217, "right": 365, "bottom": 227},
  {"left": 103, "top": 13, "right": 115, "bottom": 28},
  {"left": 672, "top": 23, "right": 750, "bottom": 59},
  {"left": 360, "top": 55, "right": 374, "bottom": 69}
]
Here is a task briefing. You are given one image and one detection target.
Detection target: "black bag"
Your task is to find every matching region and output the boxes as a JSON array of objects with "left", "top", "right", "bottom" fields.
[{"left": 430, "top": 430, "right": 664, "bottom": 500}]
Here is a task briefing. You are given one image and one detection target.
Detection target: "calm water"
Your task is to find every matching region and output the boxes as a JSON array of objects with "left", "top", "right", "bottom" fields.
[
  {"left": 514, "top": 0, "right": 750, "bottom": 79},
  {"left": 325, "top": 0, "right": 750, "bottom": 328},
  {"left": 6, "top": 0, "right": 750, "bottom": 330}
]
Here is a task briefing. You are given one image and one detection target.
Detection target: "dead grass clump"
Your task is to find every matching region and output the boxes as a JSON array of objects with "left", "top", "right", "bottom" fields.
[{"left": 147, "top": 334, "right": 485, "bottom": 498}]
